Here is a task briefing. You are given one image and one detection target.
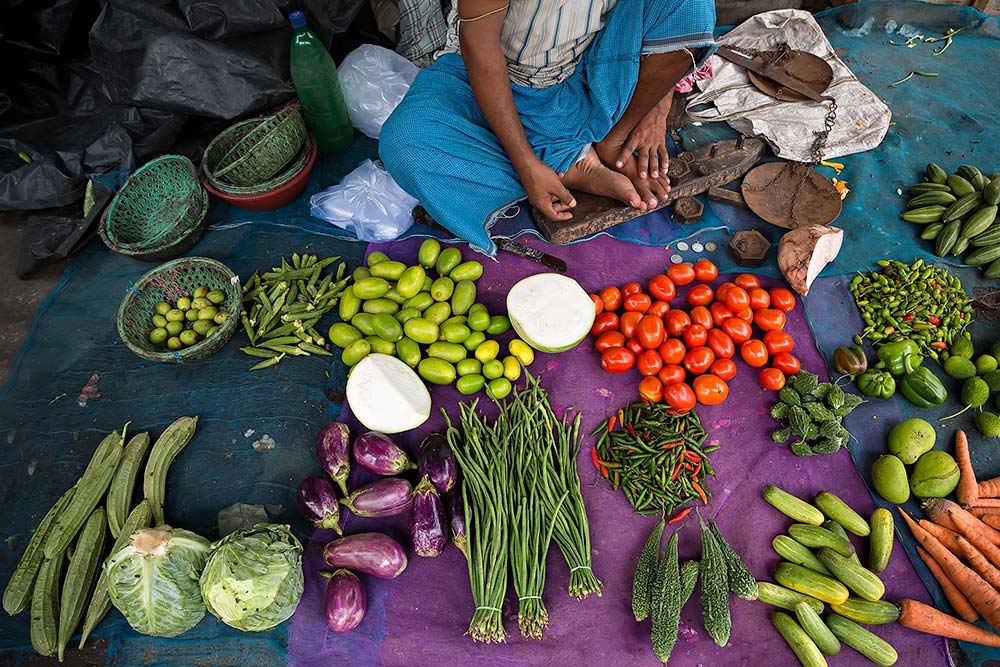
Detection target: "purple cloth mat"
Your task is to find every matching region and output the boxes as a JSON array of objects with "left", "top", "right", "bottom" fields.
[{"left": 288, "top": 235, "right": 947, "bottom": 667}]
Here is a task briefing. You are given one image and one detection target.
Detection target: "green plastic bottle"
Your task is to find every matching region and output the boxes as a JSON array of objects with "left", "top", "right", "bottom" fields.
[{"left": 288, "top": 10, "right": 354, "bottom": 153}]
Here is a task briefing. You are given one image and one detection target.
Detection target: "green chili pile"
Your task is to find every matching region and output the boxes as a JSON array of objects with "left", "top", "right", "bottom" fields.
[
  {"left": 849, "top": 258, "right": 970, "bottom": 360},
  {"left": 593, "top": 402, "right": 716, "bottom": 517},
  {"left": 239, "top": 253, "right": 350, "bottom": 369},
  {"left": 445, "top": 373, "right": 600, "bottom": 643}
]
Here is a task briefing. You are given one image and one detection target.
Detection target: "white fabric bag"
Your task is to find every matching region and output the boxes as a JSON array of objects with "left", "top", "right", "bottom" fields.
[{"left": 687, "top": 10, "right": 891, "bottom": 162}]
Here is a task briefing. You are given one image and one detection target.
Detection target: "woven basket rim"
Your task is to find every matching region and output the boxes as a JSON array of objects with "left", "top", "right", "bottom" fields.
[
  {"left": 212, "top": 107, "right": 306, "bottom": 185},
  {"left": 204, "top": 138, "right": 312, "bottom": 196},
  {"left": 203, "top": 118, "right": 260, "bottom": 180},
  {"left": 100, "top": 189, "right": 208, "bottom": 259},
  {"left": 105, "top": 155, "right": 202, "bottom": 250},
  {"left": 116, "top": 256, "right": 241, "bottom": 363}
]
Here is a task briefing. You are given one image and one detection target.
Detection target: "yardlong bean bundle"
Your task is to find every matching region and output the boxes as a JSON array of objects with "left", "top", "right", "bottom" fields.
[{"left": 446, "top": 372, "right": 600, "bottom": 641}]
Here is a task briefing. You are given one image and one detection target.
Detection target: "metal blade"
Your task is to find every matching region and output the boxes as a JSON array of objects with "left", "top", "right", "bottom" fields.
[
  {"left": 716, "top": 46, "right": 831, "bottom": 102},
  {"left": 495, "top": 238, "right": 568, "bottom": 272}
]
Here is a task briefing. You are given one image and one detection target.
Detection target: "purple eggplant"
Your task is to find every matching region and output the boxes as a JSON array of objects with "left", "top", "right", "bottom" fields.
[
  {"left": 321, "top": 569, "right": 366, "bottom": 632},
  {"left": 447, "top": 489, "right": 467, "bottom": 557},
  {"left": 323, "top": 532, "right": 408, "bottom": 579},
  {"left": 416, "top": 433, "right": 458, "bottom": 494},
  {"left": 340, "top": 478, "right": 413, "bottom": 517},
  {"left": 353, "top": 431, "right": 415, "bottom": 476},
  {"left": 409, "top": 476, "right": 447, "bottom": 557},
  {"left": 317, "top": 422, "right": 352, "bottom": 495},
  {"left": 297, "top": 476, "right": 342, "bottom": 534}
]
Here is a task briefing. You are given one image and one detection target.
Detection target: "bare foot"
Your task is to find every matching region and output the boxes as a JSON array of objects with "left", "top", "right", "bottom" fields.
[{"left": 562, "top": 148, "right": 644, "bottom": 210}]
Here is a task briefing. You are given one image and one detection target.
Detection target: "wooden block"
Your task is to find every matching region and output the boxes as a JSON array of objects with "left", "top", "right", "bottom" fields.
[
  {"left": 533, "top": 137, "right": 767, "bottom": 245},
  {"left": 707, "top": 186, "right": 747, "bottom": 208}
]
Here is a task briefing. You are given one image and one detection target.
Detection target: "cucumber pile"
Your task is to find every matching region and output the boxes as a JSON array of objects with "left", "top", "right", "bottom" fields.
[
  {"left": 759, "top": 486, "right": 900, "bottom": 666},
  {"left": 331, "top": 240, "right": 533, "bottom": 399},
  {"left": 900, "top": 163, "right": 1000, "bottom": 279}
]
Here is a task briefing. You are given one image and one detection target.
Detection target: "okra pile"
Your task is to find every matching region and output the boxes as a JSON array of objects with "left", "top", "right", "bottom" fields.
[
  {"left": 900, "top": 162, "right": 1000, "bottom": 279},
  {"left": 593, "top": 401, "right": 717, "bottom": 516},
  {"left": 240, "top": 253, "right": 351, "bottom": 370},
  {"left": 849, "top": 258, "right": 971, "bottom": 359}
]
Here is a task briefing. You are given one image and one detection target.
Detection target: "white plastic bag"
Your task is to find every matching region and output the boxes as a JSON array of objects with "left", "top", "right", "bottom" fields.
[
  {"left": 338, "top": 44, "right": 419, "bottom": 139},
  {"left": 310, "top": 160, "right": 417, "bottom": 242}
]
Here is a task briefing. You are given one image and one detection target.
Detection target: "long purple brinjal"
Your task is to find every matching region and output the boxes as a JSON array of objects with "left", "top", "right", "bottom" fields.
[
  {"left": 409, "top": 476, "right": 447, "bottom": 557},
  {"left": 340, "top": 478, "right": 413, "bottom": 517},
  {"left": 353, "top": 431, "right": 415, "bottom": 476},
  {"left": 317, "top": 422, "right": 352, "bottom": 496},
  {"left": 416, "top": 433, "right": 458, "bottom": 494},
  {"left": 297, "top": 476, "right": 342, "bottom": 534},
  {"left": 323, "top": 533, "right": 408, "bottom": 579}
]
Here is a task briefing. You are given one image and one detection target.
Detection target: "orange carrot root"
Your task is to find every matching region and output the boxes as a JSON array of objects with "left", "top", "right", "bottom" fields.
[
  {"left": 925, "top": 497, "right": 1000, "bottom": 550},
  {"left": 916, "top": 546, "right": 979, "bottom": 623},
  {"left": 979, "top": 476, "right": 1000, "bottom": 498},
  {"left": 984, "top": 515, "right": 1000, "bottom": 532},
  {"left": 956, "top": 430, "right": 978, "bottom": 509},
  {"left": 919, "top": 519, "right": 963, "bottom": 556},
  {"left": 949, "top": 533, "right": 1000, "bottom": 590},
  {"left": 898, "top": 508, "right": 1000, "bottom": 631},
  {"left": 898, "top": 599, "right": 1000, "bottom": 647},
  {"left": 971, "top": 500, "right": 1000, "bottom": 508}
]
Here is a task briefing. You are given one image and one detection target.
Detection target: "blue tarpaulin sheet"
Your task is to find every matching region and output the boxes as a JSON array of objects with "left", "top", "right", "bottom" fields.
[{"left": 0, "top": 1, "right": 998, "bottom": 665}]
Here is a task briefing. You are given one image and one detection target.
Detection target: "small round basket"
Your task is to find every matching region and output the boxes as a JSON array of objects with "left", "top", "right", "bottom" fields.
[
  {"left": 203, "top": 120, "right": 311, "bottom": 196},
  {"left": 212, "top": 106, "right": 307, "bottom": 187},
  {"left": 117, "top": 257, "right": 242, "bottom": 363},
  {"left": 102, "top": 155, "right": 207, "bottom": 251},
  {"left": 99, "top": 187, "right": 209, "bottom": 262}
]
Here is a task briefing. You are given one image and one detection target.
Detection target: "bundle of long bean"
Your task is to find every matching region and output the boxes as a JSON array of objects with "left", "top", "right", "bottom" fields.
[
  {"left": 239, "top": 253, "right": 350, "bottom": 369},
  {"left": 849, "top": 258, "right": 971, "bottom": 359},
  {"left": 530, "top": 381, "right": 602, "bottom": 599},
  {"left": 446, "top": 372, "right": 600, "bottom": 642},
  {"left": 445, "top": 402, "right": 509, "bottom": 643},
  {"left": 593, "top": 401, "right": 716, "bottom": 516},
  {"left": 502, "top": 399, "right": 566, "bottom": 638}
]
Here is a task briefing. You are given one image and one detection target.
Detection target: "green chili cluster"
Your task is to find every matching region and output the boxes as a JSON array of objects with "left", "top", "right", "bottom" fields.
[
  {"left": 445, "top": 373, "right": 600, "bottom": 643},
  {"left": 593, "top": 402, "right": 716, "bottom": 516},
  {"left": 849, "top": 258, "right": 970, "bottom": 360},
  {"left": 239, "top": 254, "right": 350, "bottom": 369}
]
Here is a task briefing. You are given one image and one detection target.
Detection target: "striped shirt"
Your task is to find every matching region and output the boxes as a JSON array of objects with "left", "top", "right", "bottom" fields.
[{"left": 442, "top": 0, "right": 619, "bottom": 88}]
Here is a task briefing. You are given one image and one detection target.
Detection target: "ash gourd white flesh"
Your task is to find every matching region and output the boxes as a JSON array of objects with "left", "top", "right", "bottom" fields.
[{"left": 506, "top": 273, "right": 596, "bottom": 353}]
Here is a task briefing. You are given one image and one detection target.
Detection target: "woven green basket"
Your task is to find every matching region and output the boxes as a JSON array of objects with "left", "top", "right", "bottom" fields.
[
  {"left": 117, "top": 257, "right": 242, "bottom": 363},
  {"left": 213, "top": 106, "right": 307, "bottom": 187},
  {"left": 203, "top": 120, "right": 311, "bottom": 196},
  {"left": 104, "top": 155, "right": 205, "bottom": 250},
  {"left": 100, "top": 186, "right": 209, "bottom": 262}
]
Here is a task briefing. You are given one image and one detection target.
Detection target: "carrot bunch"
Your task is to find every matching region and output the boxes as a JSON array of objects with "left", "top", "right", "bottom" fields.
[{"left": 896, "top": 430, "right": 1000, "bottom": 647}]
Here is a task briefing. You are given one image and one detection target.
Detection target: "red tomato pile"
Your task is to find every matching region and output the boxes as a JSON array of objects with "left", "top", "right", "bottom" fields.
[{"left": 589, "top": 261, "right": 802, "bottom": 413}]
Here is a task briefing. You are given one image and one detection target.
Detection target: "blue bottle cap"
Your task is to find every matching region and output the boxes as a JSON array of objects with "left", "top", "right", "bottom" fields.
[{"left": 289, "top": 10, "right": 306, "bottom": 28}]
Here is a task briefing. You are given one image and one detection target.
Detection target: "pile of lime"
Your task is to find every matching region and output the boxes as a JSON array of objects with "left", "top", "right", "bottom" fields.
[
  {"left": 329, "top": 239, "right": 533, "bottom": 399},
  {"left": 148, "top": 286, "right": 229, "bottom": 351}
]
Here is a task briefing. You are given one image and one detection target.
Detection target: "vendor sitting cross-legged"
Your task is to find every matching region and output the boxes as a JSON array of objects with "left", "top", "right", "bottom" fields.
[{"left": 380, "top": 0, "right": 716, "bottom": 251}]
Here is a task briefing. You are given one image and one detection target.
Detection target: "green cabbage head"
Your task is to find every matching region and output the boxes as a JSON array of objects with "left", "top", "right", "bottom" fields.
[
  {"left": 199, "top": 523, "right": 304, "bottom": 631},
  {"left": 105, "top": 526, "right": 211, "bottom": 637}
]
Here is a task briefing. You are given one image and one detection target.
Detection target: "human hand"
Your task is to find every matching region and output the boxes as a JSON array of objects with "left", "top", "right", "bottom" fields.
[{"left": 519, "top": 160, "right": 576, "bottom": 221}]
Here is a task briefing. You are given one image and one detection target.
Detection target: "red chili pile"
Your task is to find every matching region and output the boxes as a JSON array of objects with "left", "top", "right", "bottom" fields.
[{"left": 588, "top": 260, "right": 802, "bottom": 412}]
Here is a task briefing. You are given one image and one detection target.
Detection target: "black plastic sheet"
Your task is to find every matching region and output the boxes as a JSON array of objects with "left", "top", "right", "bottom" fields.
[{"left": 1, "top": 0, "right": 387, "bottom": 275}]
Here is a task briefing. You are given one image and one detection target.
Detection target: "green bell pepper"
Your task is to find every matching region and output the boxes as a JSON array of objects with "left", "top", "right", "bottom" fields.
[
  {"left": 856, "top": 370, "right": 896, "bottom": 399},
  {"left": 834, "top": 346, "right": 868, "bottom": 376},
  {"left": 899, "top": 366, "right": 948, "bottom": 408},
  {"left": 877, "top": 340, "right": 923, "bottom": 376}
]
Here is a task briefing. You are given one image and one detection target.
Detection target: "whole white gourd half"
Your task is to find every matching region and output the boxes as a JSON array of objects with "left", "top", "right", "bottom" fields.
[
  {"left": 506, "top": 273, "right": 596, "bottom": 353},
  {"left": 346, "top": 353, "right": 431, "bottom": 433}
]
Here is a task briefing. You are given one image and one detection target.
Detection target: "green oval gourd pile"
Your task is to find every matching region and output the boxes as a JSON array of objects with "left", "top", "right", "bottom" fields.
[
  {"left": 329, "top": 239, "right": 534, "bottom": 400},
  {"left": 900, "top": 163, "right": 1000, "bottom": 279},
  {"left": 149, "top": 286, "right": 229, "bottom": 351}
]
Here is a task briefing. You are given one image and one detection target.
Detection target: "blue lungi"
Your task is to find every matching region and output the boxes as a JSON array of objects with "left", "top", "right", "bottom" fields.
[{"left": 379, "top": 0, "right": 716, "bottom": 253}]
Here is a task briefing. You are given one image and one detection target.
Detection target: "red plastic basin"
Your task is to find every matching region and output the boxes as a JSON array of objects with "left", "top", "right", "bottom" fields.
[{"left": 201, "top": 135, "right": 318, "bottom": 212}]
